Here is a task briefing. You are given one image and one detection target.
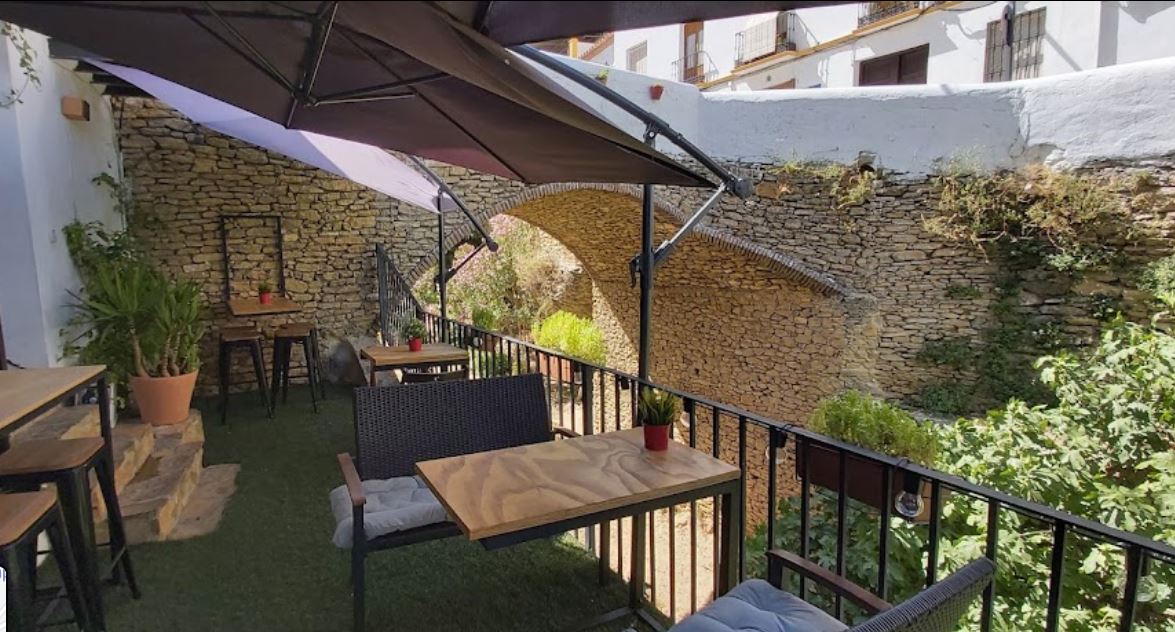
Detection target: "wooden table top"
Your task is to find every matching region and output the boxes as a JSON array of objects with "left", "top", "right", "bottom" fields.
[
  {"left": 0, "top": 366, "right": 105, "bottom": 432},
  {"left": 227, "top": 296, "right": 301, "bottom": 317},
  {"left": 416, "top": 428, "right": 741, "bottom": 541},
  {"left": 361, "top": 343, "right": 468, "bottom": 367}
]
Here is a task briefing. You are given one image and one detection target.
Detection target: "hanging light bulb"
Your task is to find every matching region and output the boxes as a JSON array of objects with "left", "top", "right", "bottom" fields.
[{"left": 894, "top": 470, "right": 925, "bottom": 519}]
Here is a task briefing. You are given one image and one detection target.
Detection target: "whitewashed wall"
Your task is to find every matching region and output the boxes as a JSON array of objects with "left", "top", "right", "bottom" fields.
[
  {"left": 0, "top": 29, "right": 120, "bottom": 367},
  {"left": 546, "top": 54, "right": 1175, "bottom": 175}
]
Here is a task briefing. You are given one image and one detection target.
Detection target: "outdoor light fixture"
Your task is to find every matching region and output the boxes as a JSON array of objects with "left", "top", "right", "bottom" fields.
[{"left": 894, "top": 470, "right": 925, "bottom": 519}]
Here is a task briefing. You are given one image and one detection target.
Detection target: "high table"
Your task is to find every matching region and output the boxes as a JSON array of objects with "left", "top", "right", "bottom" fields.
[
  {"left": 360, "top": 343, "right": 470, "bottom": 386},
  {"left": 416, "top": 428, "right": 742, "bottom": 631},
  {"left": 0, "top": 366, "right": 112, "bottom": 449}
]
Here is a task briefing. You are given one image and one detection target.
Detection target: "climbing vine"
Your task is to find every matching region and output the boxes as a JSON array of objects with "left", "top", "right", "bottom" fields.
[
  {"left": 772, "top": 161, "right": 879, "bottom": 211},
  {"left": 1, "top": 22, "right": 41, "bottom": 108}
]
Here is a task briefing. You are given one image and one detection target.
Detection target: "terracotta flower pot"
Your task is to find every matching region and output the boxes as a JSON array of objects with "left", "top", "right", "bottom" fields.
[
  {"left": 408, "top": 337, "right": 423, "bottom": 352},
  {"left": 643, "top": 424, "right": 670, "bottom": 451},
  {"left": 259, "top": 292, "right": 273, "bottom": 305},
  {"left": 130, "top": 370, "right": 198, "bottom": 426},
  {"left": 649, "top": 84, "right": 664, "bottom": 100}
]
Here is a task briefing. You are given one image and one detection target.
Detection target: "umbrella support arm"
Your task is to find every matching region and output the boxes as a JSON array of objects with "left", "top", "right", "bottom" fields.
[
  {"left": 511, "top": 45, "right": 752, "bottom": 199},
  {"left": 435, "top": 243, "right": 485, "bottom": 284},
  {"left": 628, "top": 182, "right": 728, "bottom": 277},
  {"left": 411, "top": 156, "right": 500, "bottom": 253}
]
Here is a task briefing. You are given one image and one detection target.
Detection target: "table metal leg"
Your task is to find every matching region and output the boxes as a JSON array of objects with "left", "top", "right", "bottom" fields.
[
  {"left": 718, "top": 484, "right": 742, "bottom": 596},
  {"left": 629, "top": 513, "right": 646, "bottom": 610}
]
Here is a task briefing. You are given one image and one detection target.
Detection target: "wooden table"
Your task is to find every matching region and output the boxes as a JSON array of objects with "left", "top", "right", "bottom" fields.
[
  {"left": 417, "top": 428, "right": 742, "bottom": 630},
  {"left": 226, "top": 296, "right": 301, "bottom": 318},
  {"left": 360, "top": 343, "right": 470, "bottom": 386},
  {"left": 0, "top": 366, "right": 109, "bottom": 441}
]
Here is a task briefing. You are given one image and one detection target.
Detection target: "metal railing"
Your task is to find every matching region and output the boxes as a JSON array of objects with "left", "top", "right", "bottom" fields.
[
  {"left": 858, "top": 2, "right": 920, "bottom": 28},
  {"left": 376, "top": 246, "right": 1175, "bottom": 628},
  {"left": 735, "top": 12, "right": 797, "bottom": 66},
  {"left": 374, "top": 243, "right": 420, "bottom": 344},
  {"left": 671, "top": 51, "right": 718, "bottom": 85}
]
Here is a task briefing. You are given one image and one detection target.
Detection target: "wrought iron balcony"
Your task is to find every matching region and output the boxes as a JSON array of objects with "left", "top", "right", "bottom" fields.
[
  {"left": 735, "top": 12, "right": 798, "bottom": 66},
  {"left": 671, "top": 51, "right": 718, "bottom": 85},
  {"left": 858, "top": 1, "right": 920, "bottom": 28}
]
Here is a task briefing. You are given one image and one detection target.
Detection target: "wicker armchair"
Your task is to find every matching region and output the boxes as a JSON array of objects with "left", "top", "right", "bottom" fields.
[
  {"left": 670, "top": 551, "right": 994, "bottom": 632},
  {"left": 335, "top": 374, "right": 573, "bottom": 632}
]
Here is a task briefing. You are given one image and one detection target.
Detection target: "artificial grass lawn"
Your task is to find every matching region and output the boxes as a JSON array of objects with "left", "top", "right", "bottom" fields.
[{"left": 99, "top": 386, "right": 630, "bottom": 631}]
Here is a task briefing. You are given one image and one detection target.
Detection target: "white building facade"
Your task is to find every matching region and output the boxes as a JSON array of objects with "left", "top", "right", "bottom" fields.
[{"left": 571, "top": 1, "right": 1175, "bottom": 91}]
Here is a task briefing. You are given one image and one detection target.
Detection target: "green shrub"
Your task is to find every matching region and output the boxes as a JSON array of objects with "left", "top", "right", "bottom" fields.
[
  {"left": 912, "top": 381, "right": 971, "bottom": 416},
  {"left": 915, "top": 336, "right": 974, "bottom": 371},
  {"left": 944, "top": 283, "right": 981, "bottom": 299},
  {"left": 1139, "top": 254, "right": 1175, "bottom": 309},
  {"left": 532, "top": 311, "right": 606, "bottom": 365},
  {"left": 809, "top": 391, "right": 940, "bottom": 466},
  {"left": 470, "top": 305, "right": 499, "bottom": 331}
]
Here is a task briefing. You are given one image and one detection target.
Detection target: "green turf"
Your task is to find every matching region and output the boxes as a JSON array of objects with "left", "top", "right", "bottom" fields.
[{"left": 97, "top": 386, "right": 633, "bottom": 631}]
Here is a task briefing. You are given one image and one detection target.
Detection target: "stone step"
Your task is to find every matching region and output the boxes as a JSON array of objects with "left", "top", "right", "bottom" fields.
[
  {"left": 150, "top": 409, "right": 205, "bottom": 456},
  {"left": 91, "top": 423, "right": 156, "bottom": 523},
  {"left": 115, "top": 443, "right": 205, "bottom": 544},
  {"left": 10, "top": 405, "right": 100, "bottom": 443},
  {"left": 169, "top": 464, "right": 240, "bottom": 541}
]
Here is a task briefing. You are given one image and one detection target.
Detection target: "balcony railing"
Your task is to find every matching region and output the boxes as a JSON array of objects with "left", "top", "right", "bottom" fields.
[
  {"left": 858, "top": 1, "right": 920, "bottom": 28},
  {"left": 377, "top": 246, "right": 1175, "bottom": 628},
  {"left": 671, "top": 51, "right": 718, "bottom": 85},
  {"left": 735, "top": 13, "right": 798, "bottom": 66}
]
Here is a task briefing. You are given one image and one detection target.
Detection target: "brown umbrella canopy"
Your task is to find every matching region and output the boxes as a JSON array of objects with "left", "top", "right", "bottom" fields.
[
  {"left": 0, "top": 2, "right": 710, "bottom": 186},
  {"left": 437, "top": 1, "right": 850, "bottom": 46}
]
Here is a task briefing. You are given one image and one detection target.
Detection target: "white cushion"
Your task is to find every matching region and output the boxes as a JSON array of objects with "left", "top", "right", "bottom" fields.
[
  {"left": 669, "top": 580, "right": 849, "bottom": 632},
  {"left": 329, "top": 475, "right": 450, "bottom": 548}
]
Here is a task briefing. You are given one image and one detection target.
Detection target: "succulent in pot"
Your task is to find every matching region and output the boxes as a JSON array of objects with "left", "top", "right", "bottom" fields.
[
  {"left": 258, "top": 281, "right": 273, "bottom": 305},
  {"left": 69, "top": 261, "right": 206, "bottom": 425},
  {"left": 400, "top": 318, "right": 427, "bottom": 352},
  {"left": 637, "top": 388, "right": 679, "bottom": 451}
]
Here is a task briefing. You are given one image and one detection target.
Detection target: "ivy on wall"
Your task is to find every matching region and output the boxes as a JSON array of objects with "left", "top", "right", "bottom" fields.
[{"left": 1, "top": 23, "right": 41, "bottom": 108}]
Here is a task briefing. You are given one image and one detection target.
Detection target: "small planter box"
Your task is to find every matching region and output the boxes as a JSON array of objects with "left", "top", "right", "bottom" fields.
[{"left": 796, "top": 442, "right": 935, "bottom": 523}]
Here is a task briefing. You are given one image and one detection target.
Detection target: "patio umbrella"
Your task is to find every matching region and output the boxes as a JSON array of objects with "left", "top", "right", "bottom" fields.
[
  {"left": 438, "top": 1, "right": 849, "bottom": 46},
  {"left": 0, "top": 2, "right": 707, "bottom": 187},
  {"left": 92, "top": 61, "right": 444, "bottom": 213}
]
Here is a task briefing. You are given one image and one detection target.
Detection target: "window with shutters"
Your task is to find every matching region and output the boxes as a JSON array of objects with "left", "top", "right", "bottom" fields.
[
  {"left": 984, "top": 8, "right": 1046, "bottom": 82},
  {"left": 858, "top": 44, "right": 929, "bottom": 86},
  {"left": 626, "top": 41, "right": 647, "bottom": 74}
]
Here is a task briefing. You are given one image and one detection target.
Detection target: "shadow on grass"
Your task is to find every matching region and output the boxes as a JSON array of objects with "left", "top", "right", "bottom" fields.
[{"left": 97, "top": 387, "right": 633, "bottom": 631}]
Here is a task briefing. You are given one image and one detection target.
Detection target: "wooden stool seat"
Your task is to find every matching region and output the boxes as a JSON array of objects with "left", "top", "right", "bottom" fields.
[
  {"left": 0, "top": 490, "right": 56, "bottom": 547},
  {"left": 275, "top": 323, "right": 313, "bottom": 338},
  {"left": 0, "top": 438, "right": 103, "bottom": 476},
  {"left": 220, "top": 326, "right": 263, "bottom": 343}
]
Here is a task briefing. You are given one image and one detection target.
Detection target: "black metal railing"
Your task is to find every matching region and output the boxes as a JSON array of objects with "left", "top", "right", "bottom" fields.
[
  {"left": 375, "top": 243, "right": 420, "bottom": 344},
  {"left": 735, "top": 12, "right": 797, "bottom": 66},
  {"left": 858, "top": 2, "right": 920, "bottom": 28},
  {"left": 671, "top": 51, "right": 718, "bottom": 85},
  {"left": 376, "top": 247, "right": 1175, "bottom": 628}
]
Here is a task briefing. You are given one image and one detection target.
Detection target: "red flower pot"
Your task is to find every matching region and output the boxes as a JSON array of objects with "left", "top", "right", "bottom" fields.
[
  {"left": 259, "top": 292, "right": 273, "bottom": 305},
  {"left": 408, "top": 337, "right": 423, "bottom": 352},
  {"left": 649, "top": 84, "right": 664, "bottom": 100},
  {"left": 643, "top": 424, "right": 670, "bottom": 451}
]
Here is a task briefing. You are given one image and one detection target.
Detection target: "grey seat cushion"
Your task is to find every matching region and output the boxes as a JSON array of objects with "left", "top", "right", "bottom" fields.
[
  {"left": 669, "top": 579, "right": 849, "bottom": 632},
  {"left": 329, "top": 476, "right": 449, "bottom": 548}
]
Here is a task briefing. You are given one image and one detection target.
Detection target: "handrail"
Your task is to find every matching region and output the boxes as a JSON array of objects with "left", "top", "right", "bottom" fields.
[{"left": 424, "top": 309, "right": 1175, "bottom": 564}]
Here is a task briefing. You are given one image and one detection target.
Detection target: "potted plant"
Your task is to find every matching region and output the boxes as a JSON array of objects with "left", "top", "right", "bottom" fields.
[
  {"left": 638, "top": 388, "right": 679, "bottom": 451},
  {"left": 401, "top": 318, "right": 426, "bottom": 352},
  {"left": 594, "top": 69, "right": 609, "bottom": 84},
  {"left": 797, "top": 391, "right": 940, "bottom": 521},
  {"left": 532, "top": 311, "right": 605, "bottom": 385},
  {"left": 649, "top": 83, "right": 665, "bottom": 101},
  {"left": 70, "top": 261, "right": 206, "bottom": 425},
  {"left": 258, "top": 281, "right": 273, "bottom": 305}
]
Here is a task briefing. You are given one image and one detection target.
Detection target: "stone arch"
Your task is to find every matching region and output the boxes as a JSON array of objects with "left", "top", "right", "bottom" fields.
[{"left": 406, "top": 183, "right": 847, "bottom": 298}]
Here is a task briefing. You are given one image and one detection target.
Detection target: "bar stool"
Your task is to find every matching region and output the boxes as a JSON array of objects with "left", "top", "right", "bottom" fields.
[
  {"left": 0, "top": 438, "right": 140, "bottom": 630},
  {"left": 219, "top": 325, "right": 272, "bottom": 424},
  {"left": 271, "top": 322, "right": 323, "bottom": 412},
  {"left": 0, "top": 491, "right": 93, "bottom": 632}
]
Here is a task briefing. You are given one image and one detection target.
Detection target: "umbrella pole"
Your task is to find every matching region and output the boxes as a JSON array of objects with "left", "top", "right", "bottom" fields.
[
  {"left": 637, "top": 128, "right": 657, "bottom": 385},
  {"left": 437, "top": 201, "right": 448, "bottom": 343}
]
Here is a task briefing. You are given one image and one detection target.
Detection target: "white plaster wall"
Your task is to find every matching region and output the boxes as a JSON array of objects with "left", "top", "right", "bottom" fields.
[
  {"left": 0, "top": 30, "right": 120, "bottom": 366},
  {"left": 1100, "top": 1, "right": 1175, "bottom": 67},
  {"left": 613, "top": 25, "right": 681, "bottom": 81},
  {"left": 791, "top": 4, "right": 860, "bottom": 50},
  {"left": 542, "top": 53, "right": 1175, "bottom": 177}
]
